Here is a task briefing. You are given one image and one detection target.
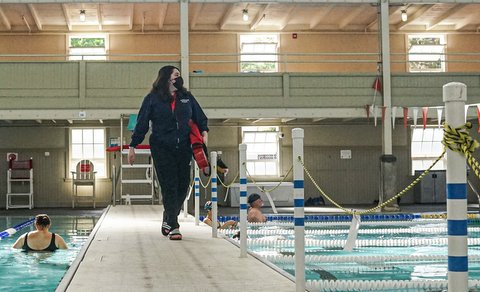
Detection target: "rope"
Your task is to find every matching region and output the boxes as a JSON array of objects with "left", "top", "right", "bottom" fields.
[
  {"left": 217, "top": 172, "right": 239, "bottom": 188},
  {"left": 443, "top": 122, "right": 480, "bottom": 178},
  {"left": 245, "top": 164, "right": 293, "bottom": 193},
  {"left": 198, "top": 175, "right": 212, "bottom": 189},
  {"left": 299, "top": 149, "right": 446, "bottom": 215},
  {"left": 298, "top": 122, "right": 480, "bottom": 215}
]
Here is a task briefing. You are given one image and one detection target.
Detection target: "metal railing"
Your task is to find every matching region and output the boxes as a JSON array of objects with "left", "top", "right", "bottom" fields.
[{"left": 1, "top": 52, "right": 480, "bottom": 73}]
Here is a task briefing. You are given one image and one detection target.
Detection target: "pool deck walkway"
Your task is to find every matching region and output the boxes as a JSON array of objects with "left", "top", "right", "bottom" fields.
[{"left": 64, "top": 205, "right": 296, "bottom": 292}]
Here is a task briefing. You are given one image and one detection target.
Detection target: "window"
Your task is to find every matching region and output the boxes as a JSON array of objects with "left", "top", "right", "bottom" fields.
[
  {"left": 240, "top": 34, "right": 278, "bottom": 73},
  {"left": 407, "top": 34, "right": 446, "bottom": 72},
  {"left": 70, "top": 128, "right": 106, "bottom": 178},
  {"left": 411, "top": 127, "right": 446, "bottom": 174},
  {"left": 68, "top": 34, "right": 107, "bottom": 60},
  {"left": 242, "top": 126, "right": 280, "bottom": 176}
]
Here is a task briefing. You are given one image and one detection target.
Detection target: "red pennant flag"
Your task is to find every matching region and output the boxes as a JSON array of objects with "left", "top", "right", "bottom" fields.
[
  {"left": 381, "top": 106, "right": 387, "bottom": 123},
  {"left": 372, "top": 76, "right": 382, "bottom": 94},
  {"left": 403, "top": 107, "right": 409, "bottom": 128},
  {"left": 365, "top": 105, "right": 370, "bottom": 120},
  {"left": 477, "top": 105, "right": 480, "bottom": 133},
  {"left": 422, "top": 107, "right": 429, "bottom": 129}
]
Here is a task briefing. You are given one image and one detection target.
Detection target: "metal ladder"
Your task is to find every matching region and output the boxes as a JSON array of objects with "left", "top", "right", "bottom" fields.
[{"left": 119, "top": 114, "right": 155, "bottom": 205}]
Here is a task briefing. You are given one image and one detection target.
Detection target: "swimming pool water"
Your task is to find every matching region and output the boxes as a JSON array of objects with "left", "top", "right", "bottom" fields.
[
  {"left": 242, "top": 219, "right": 480, "bottom": 289},
  {"left": 0, "top": 216, "right": 99, "bottom": 292}
]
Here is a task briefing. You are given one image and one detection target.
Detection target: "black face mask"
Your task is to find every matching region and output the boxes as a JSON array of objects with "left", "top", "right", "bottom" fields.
[{"left": 173, "top": 77, "right": 184, "bottom": 90}]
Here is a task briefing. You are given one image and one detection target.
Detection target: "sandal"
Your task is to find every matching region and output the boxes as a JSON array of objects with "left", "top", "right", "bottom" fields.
[
  {"left": 169, "top": 228, "right": 182, "bottom": 240},
  {"left": 162, "top": 222, "right": 171, "bottom": 237}
]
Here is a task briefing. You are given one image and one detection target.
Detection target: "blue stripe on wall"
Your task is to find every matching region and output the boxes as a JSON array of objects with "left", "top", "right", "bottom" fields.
[
  {"left": 211, "top": 197, "right": 217, "bottom": 202},
  {"left": 240, "top": 178, "right": 247, "bottom": 184},
  {"left": 240, "top": 204, "right": 248, "bottom": 210}
]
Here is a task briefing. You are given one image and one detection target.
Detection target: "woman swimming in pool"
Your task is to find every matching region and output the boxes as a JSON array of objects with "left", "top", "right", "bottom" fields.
[{"left": 13, "top": 214, "right": 68, "bottom": 252}]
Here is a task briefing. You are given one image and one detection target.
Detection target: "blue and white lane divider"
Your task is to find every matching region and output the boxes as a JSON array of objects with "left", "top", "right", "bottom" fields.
[
  {"left": 201, "top": 213, "right": 480, "bottom": 223},
  {"left": 443, "top": 82, "right": 468, "bottom": 292},
  {"left": 0, "top": 218, "right": 35, "bottom": 240},
  {"left": 292, "top": 128, "right": 305, "bottom": 292}
]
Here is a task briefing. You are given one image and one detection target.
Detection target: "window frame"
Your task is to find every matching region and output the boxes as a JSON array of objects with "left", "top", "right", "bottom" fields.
[
  {"left": 241, "top": 126, "right": 281, "bottom": 177},
  {"left": 68, "top": 127, "right": 107, "bottom": 179},
  {"left": 67, "top": 33, "right": 109, "bottom": 61},
  {"left": 407, "top": 34, "right": 446, "bottom": 73},
  {"left": 239, "top": 34, "right": 279, "bottom": 73},
  {"left": 411, "top": 126, "right": 446, "bottom": 175}
]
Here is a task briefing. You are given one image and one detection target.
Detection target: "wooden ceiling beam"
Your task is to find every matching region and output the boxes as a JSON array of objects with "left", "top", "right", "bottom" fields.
[
  {"left": 219, "top": 4, "right": 236, "bottom": 30},
  {"left": 427, "top": 4, "right": 465, "bottom": 31},
  {"left": 250, "top": 4, "right": 268, "bottom": 31},
  {"left": 158, "top": 3, "right": 168, "bottom": 30},
  {"left": 61, "top": 4, "right": 72, "bottom": 31},
  {"left": 27, "top": 4, "right": 42, "bottom": 31},
  {"left": 309, "top": 5, "right": 334, "bottom": 29},
  {"left": 395, "top": 5, "right": 434, "bottom": 31}
]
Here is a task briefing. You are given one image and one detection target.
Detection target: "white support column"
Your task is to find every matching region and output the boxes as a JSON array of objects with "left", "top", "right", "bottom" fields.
[
  {"left": 239, "top": 143, "right": 248, "bottom": 258},
  {"left": 292, "top": 128, "right": 305, "bottom": 292},
  {"left": 443, "top": 82, "right": 468, "bottom": 292},
  {"left": 211, "top": 151, "right": 218, "bottom": 238},
  {"left": 194, "top": 162, "right": 200, "bottom": 226},
  {"left": 380, "top": 0, "right": 392, "bottom": 155},
  {"left": 180, "top": 0, "right": 189, "bottom": 88}
]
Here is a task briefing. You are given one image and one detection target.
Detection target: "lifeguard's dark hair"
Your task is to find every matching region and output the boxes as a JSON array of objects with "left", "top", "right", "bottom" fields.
[
  {"left": 150, "top": 65, "right": 181, "bottom": 102},
  {"left": 35, "top": 214, "right": 51, "bottom": 228}
]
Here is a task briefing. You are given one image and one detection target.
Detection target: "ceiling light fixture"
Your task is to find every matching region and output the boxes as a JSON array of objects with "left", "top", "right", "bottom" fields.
[
  {"left": 79, "top": 10, "right": 86, "bottom": 22},
  {"left": 242, "top": 9, "right": 249, "bottom": 22},
  {"left": 401, "top": 9, "right": 408, "bottom": 22}
]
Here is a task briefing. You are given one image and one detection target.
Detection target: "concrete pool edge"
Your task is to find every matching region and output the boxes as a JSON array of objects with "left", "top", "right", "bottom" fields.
[
  {"left": 55, "top": 205, "right": 110, "bottom": 292},
  {"left": 222, "top": 234, "right": 300, "bottom": 287}
]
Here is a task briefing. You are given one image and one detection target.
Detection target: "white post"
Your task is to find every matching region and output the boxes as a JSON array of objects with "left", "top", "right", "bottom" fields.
[
  {"left": 179, "top": 0, "right": 189, "bottom": 89},
  {"left": 443, "top": 82, "right": 468, "bottom": 292},
  {"left": 292, "top": 128, "right": 305, "bottom": 292},
  {"left": 183, "top": 188, "right": 189, "bottom": 218},
  {"left": 194, "top": 162, "right": 200, "bottom": 226},
  {"left": 211, "top": 151, "right": 218, "bottom": 238},
  {"left": 239, "top": 144, "right": 248, "bottom": 258}
]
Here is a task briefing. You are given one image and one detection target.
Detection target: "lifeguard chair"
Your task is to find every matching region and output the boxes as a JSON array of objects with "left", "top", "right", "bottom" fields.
[
  {"left": 6, "top": 158, "right": 34, "bottom": 210},
  {"left": 71, "top": 159, "right": 96, "bottom": 208}
]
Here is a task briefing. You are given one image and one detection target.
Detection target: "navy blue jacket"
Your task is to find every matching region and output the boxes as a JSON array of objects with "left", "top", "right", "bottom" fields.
[{"left": 130, "top": 90, "right": 209, "bottom": 150}]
